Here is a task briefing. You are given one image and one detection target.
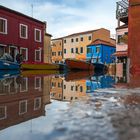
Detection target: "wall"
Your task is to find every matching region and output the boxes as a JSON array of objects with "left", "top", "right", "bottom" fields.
[
  {"left": 116, "top": 27, "right": 128, "bottom": 52},
  {"left": 129, "top": 0, "right": 140, "bottom": 71},
  {"left": 51, "top": 39, "right": 63, "bottom": 63},
  {"left": 0, "top": 7, "right": 45, "bottom": 63},
  {"left": 44, "top": 34, "right": 51, "bottom": 63}
]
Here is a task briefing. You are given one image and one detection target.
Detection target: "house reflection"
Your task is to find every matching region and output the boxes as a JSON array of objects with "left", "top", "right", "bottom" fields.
[
  {"left": 0, "top": 73, "right": 51, "bottom": 130},
  {"left": 86, "top": 75, "right": 115, "bottom": 93}
]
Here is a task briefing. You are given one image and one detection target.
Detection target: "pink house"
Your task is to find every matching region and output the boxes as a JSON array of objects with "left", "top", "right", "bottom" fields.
[{"left": 0, "top": 5, "right": 45, "bottom": 63}]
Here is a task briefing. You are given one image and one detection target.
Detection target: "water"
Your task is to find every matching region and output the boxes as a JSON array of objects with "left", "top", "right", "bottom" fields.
[{"left": 0, "top": 70, "right": 140, "bottom": 140}]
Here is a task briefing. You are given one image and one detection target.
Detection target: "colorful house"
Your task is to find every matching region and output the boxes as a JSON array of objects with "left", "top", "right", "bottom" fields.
[
  {"left": 63, "top": 28, "right": 112, "bottom": 61},
  {"left": 86, "top": 39, "right": 116, "bottom": 64},
  {"left": 0, "top": 5, "right": 45, "bottom": 63},
  {"left": 51, "top": 38, "right": 63, "bottom": 64}
]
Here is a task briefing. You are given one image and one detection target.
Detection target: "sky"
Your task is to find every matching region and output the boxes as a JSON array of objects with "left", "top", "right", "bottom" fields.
[{"left": 0, "top": 0, "right": 118, "bottom": 38}]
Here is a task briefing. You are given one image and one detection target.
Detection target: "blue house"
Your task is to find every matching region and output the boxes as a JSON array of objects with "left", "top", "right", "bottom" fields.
[{"left": 86, "top": 39, "right": 116, "bottom": 64}]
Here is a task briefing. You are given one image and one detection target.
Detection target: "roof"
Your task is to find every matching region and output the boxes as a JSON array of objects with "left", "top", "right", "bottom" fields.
[
  {"left": 87, "top": 39, "right": 116, "bottom": 48},
  {"left": 52, "top": 28, "right": 108, "bottom": 40},
  {"left": 52, "top": 37, "right": 63, "bottom": 41},
  {"left": 112, "top": 51, "right": 128, "bottom": 57},
  {"left": 45, "top": 33, "right": 52, "bottom": 37},
  {"left": 0, "top": 5, "right": 45, "bottom": 25},
  {"left": 116, "top": 24, "right": 128, "bottom": 30}
]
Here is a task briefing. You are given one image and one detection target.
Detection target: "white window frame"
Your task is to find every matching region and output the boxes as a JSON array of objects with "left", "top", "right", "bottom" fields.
[
  {"left": 19, "top": 100, "right": 27, "bottom": 115},
  {"left": 20, "top": 24, "right": 28, "bottom": 39},
  {"left": 20, "top": 77, "right": 28, "bottom": 92},
  {"left": 20, "top": 47, "right": 28, "bottom": 61},
  {"left": 34, "top": 97, "right": 41, "bottom": 110},
  {"left": 34, "top": 77, "right": 42, "bottom": 91},
  {"left": 0, "top": 17, "right": 7, "bottom": 34},
  {"left": 34, "top": 28, "right": 42, "bottom": 42},
  {"left": 35, "top": 49, "right": 41, "bottom": 62},
  {"left": 0, "top": 106, "right": 7, "bottom": 120}
]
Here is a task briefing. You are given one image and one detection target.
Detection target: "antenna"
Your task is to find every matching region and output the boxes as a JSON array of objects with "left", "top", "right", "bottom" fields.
[{"left": 31, "top": 4, "right": 33, "bottom": 17}]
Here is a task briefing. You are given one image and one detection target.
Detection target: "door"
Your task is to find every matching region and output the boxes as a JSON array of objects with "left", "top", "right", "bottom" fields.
[
  {"left": 9, "top": 46, "right": 18, "bottom": 61},
  {"left": 0, "top": 45, "right": 4, "bottom": 57}
]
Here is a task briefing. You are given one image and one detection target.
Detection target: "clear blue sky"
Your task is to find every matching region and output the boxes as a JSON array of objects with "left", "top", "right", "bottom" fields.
[{"left": 0, "top": 0, "right": 118, "bottom": 38}]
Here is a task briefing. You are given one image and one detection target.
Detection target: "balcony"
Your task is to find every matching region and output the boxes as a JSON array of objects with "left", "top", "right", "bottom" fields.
[{"left": 116, "top": 0, "right": 129, "bottom": 24}]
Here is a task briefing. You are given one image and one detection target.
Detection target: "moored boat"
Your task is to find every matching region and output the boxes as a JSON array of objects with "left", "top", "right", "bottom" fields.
[
  {"left": 65, "top": 59, "right": 94, "bottom": 71},
  {"left": 0, "top": 59, "right": 20, "bottom": 70},
  {"left": 21, "top": 62, "right": 60, "bottom": 70}
]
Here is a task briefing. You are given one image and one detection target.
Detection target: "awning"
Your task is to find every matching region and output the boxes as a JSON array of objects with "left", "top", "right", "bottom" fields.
[{"left": 112, "top": 51, "right": 128, "bottom": 57}]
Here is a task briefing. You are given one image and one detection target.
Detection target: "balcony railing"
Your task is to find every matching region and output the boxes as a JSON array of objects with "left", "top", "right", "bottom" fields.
[{"left": 116, "top": 0, "right": 129, "bottom": 20}]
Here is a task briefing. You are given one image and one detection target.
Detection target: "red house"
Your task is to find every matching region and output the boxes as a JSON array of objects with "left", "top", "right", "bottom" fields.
[{"left": 0, "top": 5, "right": 45, "bottom": 63}]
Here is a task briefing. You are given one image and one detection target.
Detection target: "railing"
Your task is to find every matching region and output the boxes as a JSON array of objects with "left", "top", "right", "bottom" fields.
[{"left": 116, "top": 0, "right": 129, "bottom": 19}]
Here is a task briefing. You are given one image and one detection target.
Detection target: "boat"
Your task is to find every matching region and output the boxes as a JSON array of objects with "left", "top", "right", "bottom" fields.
[
  {"left": 65, "top": 70, "right": 94, "bottom": 81},
  {"left": 0, "top": 59, "right": 20, "bottom": 70},
  {"left": 21, "top": 70, "right": 60, "bottom": 77},
  {"left": 0, "top": 53, "right": 20, "bottom": 70},
  {"left": 65, "top": 59, "right": 94, "bottom": 71},
  {"left": 92, "top": 62, "right": 108, "bottom": 73},
  {"left": 21, "top": 62, "right": 60, "bottom": 70}
]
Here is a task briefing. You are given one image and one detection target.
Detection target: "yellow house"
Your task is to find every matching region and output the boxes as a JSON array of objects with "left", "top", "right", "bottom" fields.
[
  {"left": 51, "top": 38, "right": 63, "bottom": 63},
  {"left": 63, "top": 28, "right": 111, "bottom": 60},
  {"left": 44, "top": 33, "right": 52, "bottom": 63},
  {"left": 50, "top": 76, "right": 63, "bottom": 101}
]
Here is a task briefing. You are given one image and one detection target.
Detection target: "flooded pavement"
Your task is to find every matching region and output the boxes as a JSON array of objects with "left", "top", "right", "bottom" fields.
[{"left": 0, "top": 70, "right": 140, "bottom": 140}]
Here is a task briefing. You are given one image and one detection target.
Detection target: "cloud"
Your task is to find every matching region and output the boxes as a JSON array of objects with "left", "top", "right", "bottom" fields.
[{"left": 0, "top": 0, "right": 117, "bottom": 38}]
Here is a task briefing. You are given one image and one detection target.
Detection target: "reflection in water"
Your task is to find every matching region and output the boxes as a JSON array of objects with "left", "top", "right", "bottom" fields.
[{"left": 0, "top": 70, "right": 140, "bottom": 140}]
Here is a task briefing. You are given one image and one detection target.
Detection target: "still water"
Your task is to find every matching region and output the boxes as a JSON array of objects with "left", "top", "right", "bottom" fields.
[{"left": 0, "top": 70, "right": 139, "bottom": 140}]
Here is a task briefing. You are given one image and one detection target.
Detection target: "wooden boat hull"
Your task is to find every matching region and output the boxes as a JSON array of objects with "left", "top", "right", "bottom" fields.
[
  {"left": 21, "top": 70, "right": 60, "bottom": 77},
  {"left": 21, "top": 63, "right": 60, "bottom": 70},
  {"left": 0, "top": 60, "right": 20, "bottom": 70},
  {"left": 65, "top": 59, "right": 94, "bottom": 70},
  {"left": 65, "top": 70, "right": 94, "bottom": 81}
]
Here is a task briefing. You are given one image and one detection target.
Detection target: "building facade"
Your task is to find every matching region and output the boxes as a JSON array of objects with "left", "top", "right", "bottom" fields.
[
  {"left": 51, "top": 38, "right": 63, "bottom": 63},
  {"left": 129, "top": 0, "right": 140, "bottom": 73},
  {"left": 63, "top": 28, "right": 111, "bottom": 61},
  {"left": 86, "top": 39, "right": 116, "bottom": 64},
  {"left": 44, "top": 33, "right": 52, "bottom": 63},
  {"left": 0, "top": 5, "right": 45, "bottom": 63}
]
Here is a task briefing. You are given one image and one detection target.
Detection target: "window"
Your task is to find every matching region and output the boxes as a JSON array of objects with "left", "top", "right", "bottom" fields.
[
  {"left": 71, "top": 38, "right": 74, "bottom": 42},
  {"left": 34, "top": 97, "right": 41, "bottom": 110},
  {"left": 76, "top": 48, "right": 78, "bottom": 53},
  {"left": 0, "top": 106, "right": 7, "bottom": 120},
  {"left": 75, "top": 86, "right": 78, "bottom": 91},
  {"left": 58, "top": 82, "right": 61, "bottom": 87},
  {"left": 87, "top": 48, "right": 92, "bottom": 53},
  {"left": 35, "top": 49, "right": 41, "bottom": 62},
  {"left": 64, "top": 39, "right": 66, "bottom": 43},
  {"left": 71, "top": 48, "right": 74, "bottom": 53},
  {"left": 64, "top": 49, "right": 66, "bottom": 54},
  {"left": 19, "top": 100, "right": 27, "bottom": 115},
  {"left": 64, "top": 85, "right": 66, "bottom": 89},
  {"left": 71, "top": 86, "right": 74, "bottom": 91},
  {"left": 80, "top": 86, "right": 83, "bottom": 92},
  {"left": 80, "top": 47, "right": 83, "bottom": 53},
  {"left": 35, "top": 77, "right": 42, "bottom": 91},
  {"left": 35, "top": 28, "right": 41, "bottom": 42},
  {"left": 88, "top": 36, "right": 91, "bottom": 40},
  {"left": 20, "top": 48, "right": 28, "bottom": 61},
  {"left": 20, "top": 77, "right": 28, "bottom": 92},
  {"left": 0, "top": 18, "right": 7, "bottom": 34},
  {"left": 76, "top": 38, "right": 78, "bottom": 42},
  {"left": 86, "top": 86, "right": 91, "bottom": 91},
  {"left": 20, "top": 24, "right": 28, "bottom": 39},
  {"left": 58, "top": 51, "right": 62, "bottom": 56},
  {"left": 81, "top": 37, "right": 83, "bottom": 41},
  {"left": 117, "top": 34, "right": 128, "bottom": 44},
  {"left": 96, "top": 47, "right": 100, "bottom": 53}
]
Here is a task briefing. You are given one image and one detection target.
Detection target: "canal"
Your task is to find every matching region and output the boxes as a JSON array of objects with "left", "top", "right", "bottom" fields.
[{"left": 0, "top": 70, "right": 140, "bottom": 140}]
